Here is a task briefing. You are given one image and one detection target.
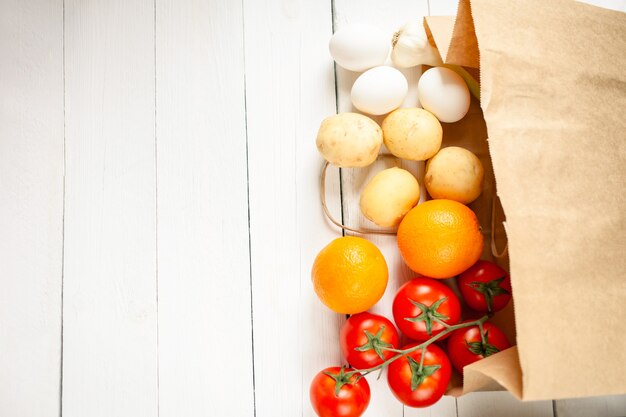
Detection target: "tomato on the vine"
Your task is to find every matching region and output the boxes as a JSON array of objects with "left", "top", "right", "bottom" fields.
[
  {"left": 392, "top": 278, "right": 461, "bottom": 341},
  {"left": 340, "top": 312, "right": 400, "bottom": 369},
  {"left": 447, "top": 322, "right": 511, "bottom": 373},
  {"left": 387, "top": 343, "right": 451, "bottom": 408},
  {"left": 458, "top": 260, "right": 512, "bottom": 313},
  {"left": 310, "top": 367, "right": 370, "bottom": 417}
]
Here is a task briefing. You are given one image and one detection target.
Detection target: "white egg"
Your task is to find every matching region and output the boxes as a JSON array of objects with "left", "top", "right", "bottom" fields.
[
  {"left": 351, "top": 66, "right": 408, "bottom": 116},
  {"left": 417, "top": 67, "right": 470, "bottom": 123},
  {"left": 329, "top": 23, "right": 390, "bottom": 72}
]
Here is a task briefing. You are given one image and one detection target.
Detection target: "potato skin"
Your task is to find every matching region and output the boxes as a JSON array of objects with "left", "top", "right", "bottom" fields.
[
  {"left": 425, "top": 146, "right": 484, "bottom": 204},
  {"left": 316, "top": 113, "right": 383, "bottom": 168},
  {"left": 360, "top": 167, "right": 420, "bottom": 227},
  {"left": 382, "top": 108, "right": 442, "bottom": 161}
]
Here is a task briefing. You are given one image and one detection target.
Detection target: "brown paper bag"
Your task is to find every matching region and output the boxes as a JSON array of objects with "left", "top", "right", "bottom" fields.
[{"left": 425, "top": 0, "right": 626, "bottom": 401}]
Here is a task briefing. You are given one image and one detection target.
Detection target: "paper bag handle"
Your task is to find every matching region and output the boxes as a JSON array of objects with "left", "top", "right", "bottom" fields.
[
  {"left": 320, "top": 156, "right": 511, "bottom": 259},
  {"left": 319, "top": 156, "right": 397, "bottom": 236}
]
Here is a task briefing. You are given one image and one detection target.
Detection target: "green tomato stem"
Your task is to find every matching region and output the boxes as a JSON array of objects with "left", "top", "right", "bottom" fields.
[
  {"left": 478, "top": 321, "right": 487, "bottom": 345},
  {"left": 432, "top": 316, "right": 451, "bottom": 329},
  {"left": 346, "top": 315, "right": 490, "bottom": 378},
  {"left": 382, "top": 347, "right": 406, "bottom": 353}
]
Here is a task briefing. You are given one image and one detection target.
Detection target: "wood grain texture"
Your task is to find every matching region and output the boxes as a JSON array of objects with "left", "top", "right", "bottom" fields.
[
  {"left": 0, "top": 1, "right": 64, "bottom": 415},
  {"left": 155, "top": 1, "right": 254, "bottom": 416},
  {"left": 62, "top": 1, "right": 158, "bottom": 416},
  {"left": 458, "top": 392, "right": 553, "bottom": 417},
  {"left": 555, "top": 395, "right": 626, "bottom": 417},
  {"left": 1, "top": 1, "right": 624, "bottom": 416},
  {"left": 243, "top": 0, "right": 343, "bottom": 416}
]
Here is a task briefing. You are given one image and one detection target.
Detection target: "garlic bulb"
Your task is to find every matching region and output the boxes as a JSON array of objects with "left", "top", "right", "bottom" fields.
[{"left": 391, "top": 21, "right": 443, "bottom": 68}]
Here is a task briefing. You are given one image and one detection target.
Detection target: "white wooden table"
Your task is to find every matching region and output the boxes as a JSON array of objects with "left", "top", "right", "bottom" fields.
[{"left": 1, "top": 0, "right": 625, "bottom": 416}]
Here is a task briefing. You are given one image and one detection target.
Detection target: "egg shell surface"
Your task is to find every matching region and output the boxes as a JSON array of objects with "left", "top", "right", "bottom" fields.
[
  {"left": 417, "top": 67, "right": 470, "bottom": 123},
  {"left": 329, "top": 23, "right": 390, "bottom": 72},
  {"left": 351, "top": 66, "right": 408, "bottom": 116}
]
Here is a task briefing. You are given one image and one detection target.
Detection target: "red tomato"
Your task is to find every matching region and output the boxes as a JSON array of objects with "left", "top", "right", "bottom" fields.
[
  {"left": 447, "top": 322, "right": 511, "bottom": 373},
  {"left": 340, "top": 312, "right": 400, "bottom": 369},
  {"left": 310, "top": 367, "right": 370, "bottom": 417},
  {"left": 387, "top": 343, "right": 451, "bottom": 408},
  {"left": 392, "top": 278, "right": 461, "bottom": 342},
  {"left": 458, "top": 260, "right": 512, "bottom": 313}
]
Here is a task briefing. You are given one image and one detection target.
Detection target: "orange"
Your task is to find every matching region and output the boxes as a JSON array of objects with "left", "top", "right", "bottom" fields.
[
  {"left": 397, "top": 199, "right": 483, "bottom": 279},
  {"left": 311, "top": 236, "right": 388, "bottom": 314}
]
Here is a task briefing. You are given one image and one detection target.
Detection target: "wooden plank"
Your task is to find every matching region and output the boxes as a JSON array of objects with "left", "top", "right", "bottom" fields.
[
  {"left": 155, "top": 1, "right": 255, "bottom": 416},
  {"left": 62, "top": 1, "right": 158, "bottom": 415},
  {"left": 332, "top": 1, "right": 455, "bottom": 416},
  {"left": 242, "top": 0, "right": 344, "bottom": 416},
  {"left": 0, "top": 1, "right": 64, "bottom": 415},
  {"left": 578, "top": 0, "right": 626, "bottom": 11},
  {"left": 555, "top": 395, "right": 626, "bottom": 417},
  {"left": 458, "top": 392, "right": 553, "bottom": 417},
  {"left": 428, "top": 0, "right": 459, "bottom": 16}
]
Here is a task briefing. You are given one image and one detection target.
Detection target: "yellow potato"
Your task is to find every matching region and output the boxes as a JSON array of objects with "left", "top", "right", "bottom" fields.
[
  {"left": 316, "top": 113, "right": 383, "bottom": 168},
  {"left": 382, "top": 108, "right": 442, "bottom": 161},
  {"left": 425, "top": 146, "right": 484, "bottom": 204},
  {"left": 360, "top": 167, "right": 420, "bottom": 227}
]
